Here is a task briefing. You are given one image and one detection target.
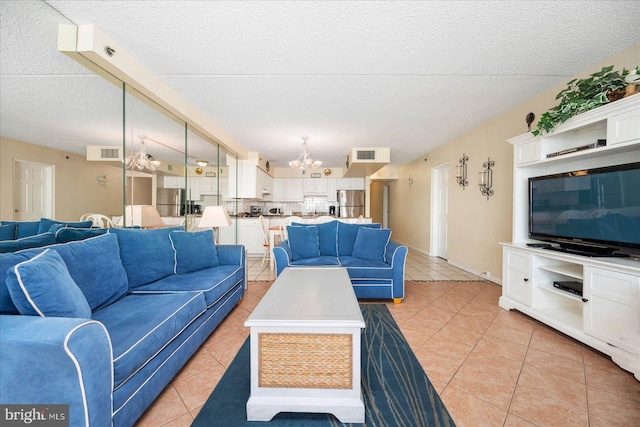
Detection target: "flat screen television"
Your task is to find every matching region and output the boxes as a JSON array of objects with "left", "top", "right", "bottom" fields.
[{"left": 529, "top": 162, "right": 640, "bottom": 257}]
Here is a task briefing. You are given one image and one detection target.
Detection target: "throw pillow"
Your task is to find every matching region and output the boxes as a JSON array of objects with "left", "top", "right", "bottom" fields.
[
  {"left": 287, "top": 225, "right": 321, "bottom": 260},
  {"left": 108, "top": 227, "right": 182, "bottom": 289},
  {"left": 1, "top": 220, "right": 40, "bottom": 239},
  {"left": 54, "top": 227, "right": 108, "bottom": 244},
  {"left": 337, "top": 222, "right": 382, "bottom": 256},
  {"left": 352, "top": 227, "right": 392, "bottom": 262},
  {"left": 169, "top": 230, "right": 219, "bottom": 274},
  {"left": 53, "top": 233, "right": 128, "bottom": 311},
  {"left": 0, "top": 224, "right": 17, "bottom": 241},
  {"left": 292, "top": 221, "right": 338, "bottom": 256},
  {"left": 37, "top": 218, "right": 93, "bottom": 234},
  {"left": 0, "top": 232, "right": 56, "bottom": 254},
  {"left": 6, "top": 249, "right": 92, "bottom": 318}
]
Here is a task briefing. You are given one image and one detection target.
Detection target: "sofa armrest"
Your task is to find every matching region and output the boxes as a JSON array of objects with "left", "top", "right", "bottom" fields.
[
  {"left": 385, "top": 241, "right": 408, "bottom": 299},
  {"left": 273, "top": 240, "right": 292, "bottom": 276},
  {"left": 0, "top": 315, "right": 113, "bottom": 427},
  {"left": 216, "top": 244, "right": 245, "bottom": 266}
]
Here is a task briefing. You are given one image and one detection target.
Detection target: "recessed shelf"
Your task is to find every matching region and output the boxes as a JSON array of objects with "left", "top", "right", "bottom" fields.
[
  {"left": 537, "top": 282, "right": 583, "bottom": 302},
  {"left": 538, "top": 264, "right": 583, "bottom": 280}
]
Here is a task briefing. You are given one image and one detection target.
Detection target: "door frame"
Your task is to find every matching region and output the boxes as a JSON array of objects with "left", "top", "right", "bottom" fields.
[
  {"left": 13, "top": 159, "right": 54, "bottom": 220},
  {"left": 430, "top": 162, "right": 449, "bottom": 258}
]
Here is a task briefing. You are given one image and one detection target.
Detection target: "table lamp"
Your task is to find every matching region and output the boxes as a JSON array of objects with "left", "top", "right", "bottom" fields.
[
  {"left": 124, "top": 205, "right": 165, "bottom": 228},
  {"left": 198, "top": 206, "right": 232, "bottom": 244}
]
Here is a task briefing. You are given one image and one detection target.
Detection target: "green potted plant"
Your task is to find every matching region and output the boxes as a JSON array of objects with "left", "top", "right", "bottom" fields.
[{"left": 533, "top": 65, "right": 639, "bottom": 136}]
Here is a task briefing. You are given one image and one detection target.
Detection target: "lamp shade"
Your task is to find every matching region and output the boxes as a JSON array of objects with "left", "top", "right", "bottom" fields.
[
  {"left": 199, "top": 206, "right": 232, "bottom": 228},
  {"left": 124, "top": 205, "right": 165, "bottom": 228}
]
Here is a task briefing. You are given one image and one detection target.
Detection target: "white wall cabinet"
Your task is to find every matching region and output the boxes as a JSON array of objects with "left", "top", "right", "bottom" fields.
[
  {"left": 271, "top": 178, "right": 303, "bottom": 202},
  {"left": 162, "top": 176, "right": 185, "bottom": 189},
  {"left": 228, "top": 165, "right": 271, "bottom": 199},
  {"left": 326, "top": 178, "right": 337, "bottom": 202},
  {"left": 500, "top": 95, "right": 640, "bottom": 380},
  {"left": 303, "top": 178, "right": 328, "bottom": 195},
  {"left": 336, "top": 178, "right": 365, "bottom": 190}
]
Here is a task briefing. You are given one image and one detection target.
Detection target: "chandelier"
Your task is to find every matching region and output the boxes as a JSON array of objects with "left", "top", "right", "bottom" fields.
[
  {"left": 289, "top": 136, "right": 322, "bottom": 173},
  {"left": 126, "top": 137, "right": 161, "bottom": 171}
]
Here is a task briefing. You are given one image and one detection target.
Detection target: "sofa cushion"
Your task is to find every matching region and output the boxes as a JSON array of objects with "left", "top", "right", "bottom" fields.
[
  {"left": 108, "top": 227, "right": 182, "bottom": 289},
  {"left": 1, "top": 220, "right": 40, "bottom": 239},
  {"left": 54, "top": 227, "right": 108, "bottom": 244},
  {"left": 0, "top": 232, "right": 56, "bottom": 254},
  {"left": 51, "top": 234, "right": 128, "bottom": 311},
  {"left": 37, "top": 218, "right": 93, "bottom": 234},
  {"left": 292, "top": 221, "right": 338, "bottom": 256},
  {"left": 132, "top": 265, "right": 243, "bottom": 308},
  {"left": 0, "top": 224, "right": 17, "bottom": 241},
  {"left": 288, "top": 226, "right": 321, "bottom": 260},
  {"left": 169, "top": 230, "right": 219, "bottom": 274},
  {"left": 337, "top": 222, "right": 382, "bottom": 256},
  {"left": 92, "top": 292, "right": 206, "bottom": 390},
  {"left": 290, "top": 256, "right": 340, "bottom": 267},
  {"left": 352, "top": 227, "right": 391, "bottom": 262},
  {"left": 6, "top": 249, "right": 91, "bottom": 318}
]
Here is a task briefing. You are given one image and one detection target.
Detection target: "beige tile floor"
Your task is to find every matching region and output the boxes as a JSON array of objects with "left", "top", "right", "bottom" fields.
[{"left": 135, "top": 251, "right": 640, "bottom": 426}]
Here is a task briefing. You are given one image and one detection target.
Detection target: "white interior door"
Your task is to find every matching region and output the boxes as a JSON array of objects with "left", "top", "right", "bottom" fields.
[
  {"left": 14, "top": 160, "right": 53, "bottom": 220},
  {"left": 431, "top": 163, "right": 449, "bottom": 259}
]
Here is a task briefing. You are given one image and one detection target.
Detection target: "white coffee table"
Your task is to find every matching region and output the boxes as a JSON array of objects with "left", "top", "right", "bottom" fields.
[{"left": 244, "top": 267, "right": 366, "bottom": 423}]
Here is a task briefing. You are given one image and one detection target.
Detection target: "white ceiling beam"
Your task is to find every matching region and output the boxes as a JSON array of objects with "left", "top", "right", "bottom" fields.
[{"left": 57, "top": 24, "right": 248, "bottom": 160}]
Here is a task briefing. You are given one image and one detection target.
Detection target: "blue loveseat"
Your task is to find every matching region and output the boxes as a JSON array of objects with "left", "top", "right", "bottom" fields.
[
  {"left": 0, "top": 227, "right": 246, "bottom": 427},
  {"left": 273, "top": 220, "right": 408, "bottom": 302}
]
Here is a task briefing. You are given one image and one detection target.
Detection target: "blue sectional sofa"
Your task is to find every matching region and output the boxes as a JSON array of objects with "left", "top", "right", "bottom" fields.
[
  {"left": 273, "top": 220, "right": 408, "bottom": 302},
  {"left": 0, "top": 227, "right": 246, "bottom": 427}
]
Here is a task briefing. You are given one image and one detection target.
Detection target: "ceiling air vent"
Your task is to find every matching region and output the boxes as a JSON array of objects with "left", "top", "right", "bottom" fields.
[
  {"left": 343, "top": 147, "right": 391, "bottom": 178},
  {"left": 101, "top": 148, "right": 120, "bottom": 159},
  {"left": 356, "top": 150, "right": 376, "bottom": 160},
  {"left": 86, "top": 146, "right": 123, "bottom": 161}
]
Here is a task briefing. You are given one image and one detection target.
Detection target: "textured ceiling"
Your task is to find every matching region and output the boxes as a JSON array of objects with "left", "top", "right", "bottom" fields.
[{"left": 1, "top": 1, "right": 639, "bottom": 168}]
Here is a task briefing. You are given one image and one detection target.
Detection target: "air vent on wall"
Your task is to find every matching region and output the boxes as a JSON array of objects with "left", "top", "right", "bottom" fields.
[{"left": 86, "top": 146, "right": 123, "bottom": 161}]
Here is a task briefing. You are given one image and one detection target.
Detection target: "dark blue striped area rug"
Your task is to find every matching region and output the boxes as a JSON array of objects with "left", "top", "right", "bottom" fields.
[{"left": 192, "top": 304, "right": 456, "bottom": 427}]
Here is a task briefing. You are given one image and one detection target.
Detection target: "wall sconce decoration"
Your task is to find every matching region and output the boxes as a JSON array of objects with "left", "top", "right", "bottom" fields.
[
  {"left": 97, "top": 173, "right": 107, "bottom": 187},
  {"left": 408, "top": 174, "right": 414, "bottom": 186},
  {"left": 456, "top": 154, "right": 469, "bottom": 189},
  {"left": 479, "top": 157, "right": 495, "bottom": 200}
]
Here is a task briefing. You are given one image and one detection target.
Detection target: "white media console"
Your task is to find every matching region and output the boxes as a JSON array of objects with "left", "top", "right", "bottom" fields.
[{"left": 500, "top": 95, "right": 640, "bottom": 379}]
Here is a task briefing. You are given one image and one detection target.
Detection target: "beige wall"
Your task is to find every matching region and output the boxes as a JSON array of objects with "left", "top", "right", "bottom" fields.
[
  {"left": 390, "top": 43, "right": 640, "bottom": 282},
  {"left": 369, "top": 181, "right": 385, "bottom": 224},
  {"left": 0, "top": 136, "right": 124, "bottom": 221}
]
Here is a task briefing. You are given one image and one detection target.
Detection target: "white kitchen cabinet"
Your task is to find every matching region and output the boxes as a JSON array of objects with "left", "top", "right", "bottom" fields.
[
  {"left": 163, "top": 176, "right": 185, "bottom": 189},
  {"left": 326, "top": 178, "right": 337, "bottom": 202},
  {"left": 303, "top": 178, "right": 328, "bottom": 195},
  {"left": 187, "top": 177, "right": 201, "bottom": 200},
  {"left": 239, "top": 218, "right": 266, "bottom": 256},
  {"left": 336, "top": 178, "right": 365, "bottom": 190},
  {"left": 285, "top": 178, "right": 304, "bottom": 202},
  {"left": 199, "top": 177, "right": 219, "bottom": 195},
  {"left": 272, "top": 179, "right": 285, "bottom": 201},
  {"left": 217, "top": 219, "right": 237, "bottom": 245}
]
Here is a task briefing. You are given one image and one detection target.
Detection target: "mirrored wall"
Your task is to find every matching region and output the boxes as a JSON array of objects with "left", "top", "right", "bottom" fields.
[{"left": 0, "top": 1, "right": 239, "bottom": 242}]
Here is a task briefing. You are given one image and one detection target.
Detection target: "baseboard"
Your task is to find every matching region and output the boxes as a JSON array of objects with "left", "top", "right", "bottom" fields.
[{"left": 447, "top": 259, "right": 502, "bottom": 286}]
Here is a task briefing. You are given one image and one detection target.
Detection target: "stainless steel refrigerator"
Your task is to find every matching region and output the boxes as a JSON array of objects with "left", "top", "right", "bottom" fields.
[
  {"left": 338, "top": 190, "right": 365, "bottom": 218},
  {"left": 156, "top": 188, "right": 184, "bottom": 217}
]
